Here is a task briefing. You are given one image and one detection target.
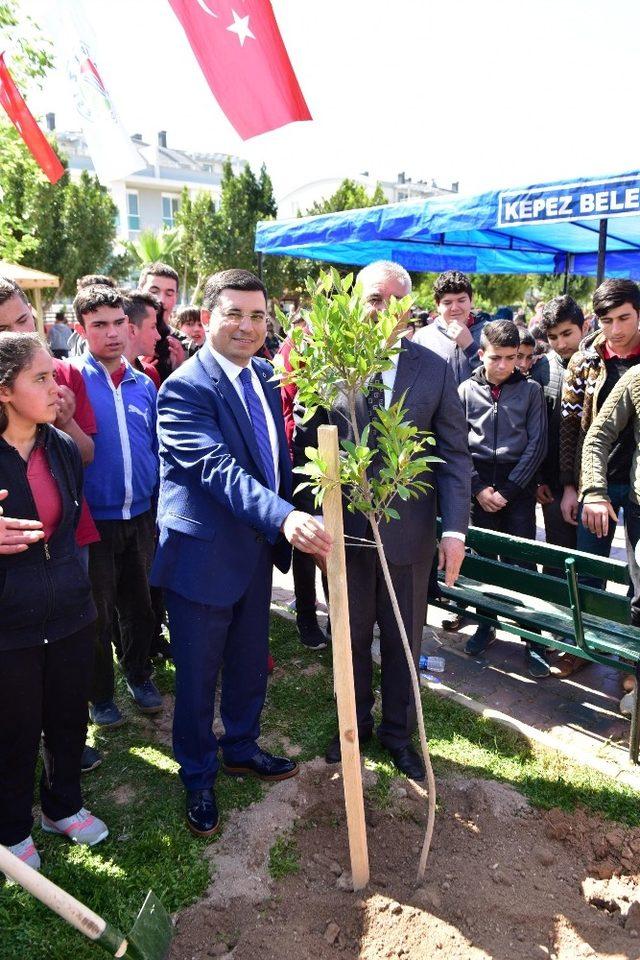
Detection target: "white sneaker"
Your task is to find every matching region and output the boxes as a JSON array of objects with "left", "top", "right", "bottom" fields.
[
  {"left": 41, "top": 807, "right": 108, "bottom": 846},
  {"left": 5, "top": 835, "right": 41, "bottom": 873},
  {"left": 620, "top": 691, "right": 636, "bottom": 717}
]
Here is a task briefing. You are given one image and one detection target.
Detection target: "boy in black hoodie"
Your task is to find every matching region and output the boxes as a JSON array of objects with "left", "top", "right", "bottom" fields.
[{"left": 458, "top": 320, "right": 548, "bottom": 670}]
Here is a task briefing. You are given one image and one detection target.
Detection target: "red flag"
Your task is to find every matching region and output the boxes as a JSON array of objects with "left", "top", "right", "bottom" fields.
[
  {"left": 168, "top": 0, "right": 311, "bottom": 140},
  {"left": 0, "top": 53, "right": 65, "bottom": 184}
]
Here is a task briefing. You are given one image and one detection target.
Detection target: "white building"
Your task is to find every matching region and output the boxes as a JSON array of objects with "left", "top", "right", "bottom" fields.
[
  {"left": 277, "top": 172, "right": 459, "bottom": 220},
  {"left": 48, "top": 115, "right": 246, "bottom": 243}
]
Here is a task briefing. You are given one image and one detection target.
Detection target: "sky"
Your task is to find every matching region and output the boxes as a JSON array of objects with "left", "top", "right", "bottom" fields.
[{"left": 17, "top": 0, "right": 640, "bottom": 207}]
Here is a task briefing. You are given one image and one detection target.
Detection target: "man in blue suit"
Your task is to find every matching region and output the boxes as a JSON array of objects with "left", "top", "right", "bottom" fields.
[{"left": 151, "top": 269, "right": 331, "bottom": 836}]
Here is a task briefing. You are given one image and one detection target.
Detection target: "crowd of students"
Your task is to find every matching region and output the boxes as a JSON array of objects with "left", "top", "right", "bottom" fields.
[
  {"left": 0, "top": 259, "right": 639, "bottom": 874},
  {"left": 417, "top": 273, "right": 640, "bottom": 695}
]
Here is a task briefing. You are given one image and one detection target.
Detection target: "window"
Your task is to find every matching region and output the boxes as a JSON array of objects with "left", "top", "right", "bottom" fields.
[
  {"left": 162, "top": 194, "right": 180, "bottom": 228},
  {"left": 127, "top": 191, "right": 140, "bottom": 231}
]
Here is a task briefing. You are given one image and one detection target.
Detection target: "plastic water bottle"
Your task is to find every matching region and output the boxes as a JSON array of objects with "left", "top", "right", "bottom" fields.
[{"left": 419, "top": 654, "right": 445, "bottom": 673}]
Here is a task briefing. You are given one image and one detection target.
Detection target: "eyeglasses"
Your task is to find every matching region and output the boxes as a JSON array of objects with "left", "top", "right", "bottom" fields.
[{"left": 219, "top": 310, "right": 266, "bottom": 323}]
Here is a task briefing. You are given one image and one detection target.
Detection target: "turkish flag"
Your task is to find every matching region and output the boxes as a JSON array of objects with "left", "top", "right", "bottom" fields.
[
  {"left": 167, "top": 0, "right": 311, "bottom": 139},
  {"left": 0, "top": 53, "right": 65, "bottom": 184}
]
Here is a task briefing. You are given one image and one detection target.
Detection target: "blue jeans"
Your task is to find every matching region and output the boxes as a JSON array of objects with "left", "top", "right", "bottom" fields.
[{"left": 577, "top": 482, "right": 630, "bottom": 589}]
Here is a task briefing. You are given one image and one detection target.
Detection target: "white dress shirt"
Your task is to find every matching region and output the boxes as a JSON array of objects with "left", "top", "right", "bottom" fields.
[
  {"left": 376, "top": 343, "right": 465, "bottom": 543},
  {"left": 211, "top": 347, "right": 280, "bottom": 490}
]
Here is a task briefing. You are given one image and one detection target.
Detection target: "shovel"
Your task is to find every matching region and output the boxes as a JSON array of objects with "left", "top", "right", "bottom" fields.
[{"left": 0, "top": 844, "right": 172, "bottom": 959}]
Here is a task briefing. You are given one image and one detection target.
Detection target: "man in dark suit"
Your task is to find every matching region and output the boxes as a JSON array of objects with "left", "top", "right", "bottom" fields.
[
  {"left": 294, "top": 261, "right": 472, "bottom": 780},
  {"left": 151, "top": 269, "right": 331, "bottom": 836}
]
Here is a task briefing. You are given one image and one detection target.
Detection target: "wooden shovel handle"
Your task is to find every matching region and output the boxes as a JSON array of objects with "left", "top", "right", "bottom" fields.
[{"left": 0, "top": 844, "right": 126, "bottom": 954}]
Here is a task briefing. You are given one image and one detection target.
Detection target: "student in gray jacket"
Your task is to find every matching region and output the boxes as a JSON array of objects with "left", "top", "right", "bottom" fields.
[
  {"left": 458, "top": 320, "right": 548, "bottom": 673},
  {"left": 413, "top": 271, "right": 488, "bottom": 385}
]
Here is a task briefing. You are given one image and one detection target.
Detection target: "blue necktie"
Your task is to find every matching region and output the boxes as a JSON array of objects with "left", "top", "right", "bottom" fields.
[{"left": 239, "top": 366, "right": 276, "bottom": 491}]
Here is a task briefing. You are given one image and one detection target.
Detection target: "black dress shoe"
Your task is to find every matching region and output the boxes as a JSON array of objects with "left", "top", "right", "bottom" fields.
[
  {"left": 222, "top": 748, "right": 298, "bottom": 782},
  {"left": 296, "top": 617, "right": 328, "bottom": 650},
  {"left": 388, "top": 744, "right": 425, "bottom": 781},
  {"left": 186, "top": 788, "right": 219, "bottom": 837},
  {"left": 324, "top": 730, "right": 372, "bottom": 764}
]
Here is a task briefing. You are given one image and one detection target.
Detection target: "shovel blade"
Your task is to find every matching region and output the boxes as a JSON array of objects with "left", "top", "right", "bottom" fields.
[{"left": 123, "top": 891, "right": 173, "bottom": 960}]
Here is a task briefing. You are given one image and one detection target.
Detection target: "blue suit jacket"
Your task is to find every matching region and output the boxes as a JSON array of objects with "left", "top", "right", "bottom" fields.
[{"left": 150, "top": 343, "right": 293, "bottom": 607}]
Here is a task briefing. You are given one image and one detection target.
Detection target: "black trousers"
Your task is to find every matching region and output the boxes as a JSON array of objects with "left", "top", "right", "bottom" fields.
[
  {"left": 89, "top": 511, "right": 155, "bottom": 703},
  {"left": 541, "top": 492, "right": 577, "bottom": 577},
  {"left": 622, "top": 501, "right": 640, "bottom": 626},
  {"left": 292, "top": 548, "right": 318, "bottom": 621},
  {"left": 471, "top": 491, "right": 537, "bottom": 541},
  {"left": 292, "top": 548, "right": 329, "bottom": 623},
  {"left": 470, "top": 492, "right": 547, "bottom": 651},
  {"left": 0, "top": 624, "right": 94, "bottom": 846},
  {"left": 346, "top": 547, "right": 430, "bottom": 750}
]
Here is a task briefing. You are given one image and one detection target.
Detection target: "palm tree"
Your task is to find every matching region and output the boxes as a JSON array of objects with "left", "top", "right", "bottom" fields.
[{"left": 122, "top": 227, "right": 183, "bottom": 266}]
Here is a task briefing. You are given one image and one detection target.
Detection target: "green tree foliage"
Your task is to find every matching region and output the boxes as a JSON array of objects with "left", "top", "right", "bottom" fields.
[
  {"left": 0, "top": 126, "right": 118, "bottom": 296},
  {"left": 304, "top": 178, "right": 387, "bottom": 215},
  {"left": 0, "top": 124, "right": 44, "bottom": 264},
  {"left": 201, "top": 159, "right": 302, "bottom": 302},
  {"left": 173, "top": 187, "right": 218, "bottom": 302},
  {"left": 58, "top": 172, "right": 120, "bottom": 295},
  {"left": 0, "top": 1, "right": 53, "bottom": 90},
  {"left": 531, "top": 273, "right": 595, "bottom": 311},
  {"left": 123, "top": 227, "right": 183, "bottom": 268},
  {"left": 214, "top": 159, "right": 277, "bottom": 270}
]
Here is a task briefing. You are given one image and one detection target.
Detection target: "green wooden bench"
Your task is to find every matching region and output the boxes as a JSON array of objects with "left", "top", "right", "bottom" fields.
[{"left": 432, "top": 525, "right": 640, "bottom": 763}]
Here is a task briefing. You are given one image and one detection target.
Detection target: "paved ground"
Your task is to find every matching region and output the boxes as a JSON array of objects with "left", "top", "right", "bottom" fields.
[{"left": 272, "top": 512, "right": 640, "bottom": 791}]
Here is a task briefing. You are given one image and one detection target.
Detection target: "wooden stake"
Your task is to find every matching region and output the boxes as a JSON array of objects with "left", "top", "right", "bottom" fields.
[{"left": 318, "top": 424, "right": 369, "bottom": 891}]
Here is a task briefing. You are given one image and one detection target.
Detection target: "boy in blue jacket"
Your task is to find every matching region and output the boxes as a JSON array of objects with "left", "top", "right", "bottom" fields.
[
  {"left": 458, "top": 320, "right": 548, "bottom": 675},
  {"left": 73, "top": 285, "right": 161, "bottom": 726}
]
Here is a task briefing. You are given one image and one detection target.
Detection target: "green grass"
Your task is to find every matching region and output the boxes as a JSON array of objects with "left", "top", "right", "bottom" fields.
[
  {"left": 2, "top": 613, "right": 640, "bottom": 959},
  {"left": 0, "top": 660, "right": 262, "bottom": 960},
  {"left": 268, "top": 832, "right": 300, "bottom": 880},
  {"left": 265, "top": 615, "right": 640, "bottom": 825}
]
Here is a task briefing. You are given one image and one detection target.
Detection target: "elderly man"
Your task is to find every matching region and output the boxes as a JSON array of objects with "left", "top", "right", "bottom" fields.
[
  {"left": 293, "top": 260, "right": 472, "bottom": 780},
  {"left": 151, "top": 269, "right": 331, "bottom": 836}
]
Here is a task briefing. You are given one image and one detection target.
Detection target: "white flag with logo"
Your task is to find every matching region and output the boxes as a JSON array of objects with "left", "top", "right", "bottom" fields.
[{"left": 59, "top": 0, "right": 141, "bottom": 184}]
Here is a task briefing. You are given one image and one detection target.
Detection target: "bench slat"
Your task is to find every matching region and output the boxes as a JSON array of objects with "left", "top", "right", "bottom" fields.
[
  {"left": 441, "top": 523, "right": 630, "bottom": 585},
  {"left": 460, "top": 555, "right": 630, "bottom": 623},
  {"left": 436, "top": 580, "right": 640, "bottom": 664}
]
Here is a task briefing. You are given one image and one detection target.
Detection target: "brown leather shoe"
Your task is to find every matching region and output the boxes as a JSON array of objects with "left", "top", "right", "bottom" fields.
[
  {"left": 441, "top": 614, "right": 473, "bottom": 632},
  {"left": 551, "top": 652, "right": 587, "bottom": 678}
]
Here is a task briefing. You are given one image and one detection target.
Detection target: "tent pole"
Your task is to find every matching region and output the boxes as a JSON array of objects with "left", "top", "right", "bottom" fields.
[
  {"left": 562, "top": 253, "right": 574, "bottom": 294},
  {"left": 257, "top": 251, "right": 264, "bottom": 283},
  {"left": 596, "top": 218, "right": 608, "bottom": 286},
  {"left": 33, "top": 289, "right": 44, "bottom": 336}
]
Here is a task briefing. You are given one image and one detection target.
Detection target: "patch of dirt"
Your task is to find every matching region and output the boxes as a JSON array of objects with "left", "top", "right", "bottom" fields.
[
  {"left": 110, "top": 783, "right": 136, "bottom": 806},
  {"left": 301, "top": 663, "right": 325, "bottom": 678},
  {"left": 541, "top": 807, "right": 640, "bottom": 880},
  {"left": 132, "top": 693, "right": 176, "bottom": 747},
  {"left": 169, "top": 762, "right": 640, "bottom": 960},
  {"left": 261, "top": 734, "right": 302, "bottom": 758}
]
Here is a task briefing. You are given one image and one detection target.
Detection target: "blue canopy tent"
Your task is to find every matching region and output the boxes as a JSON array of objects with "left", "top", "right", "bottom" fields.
[{"left": 256, "top": 170, "right": 640, "bottom": 283}]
